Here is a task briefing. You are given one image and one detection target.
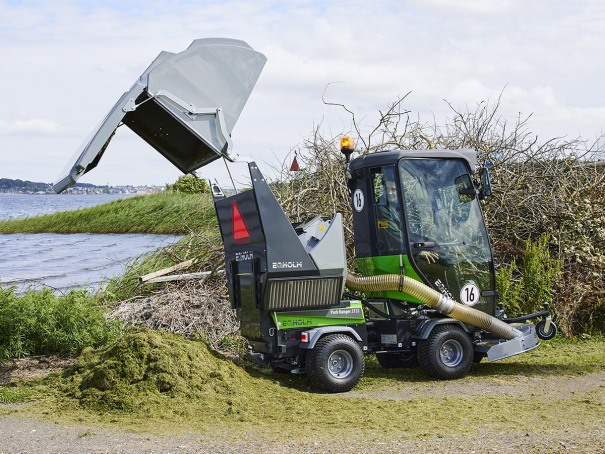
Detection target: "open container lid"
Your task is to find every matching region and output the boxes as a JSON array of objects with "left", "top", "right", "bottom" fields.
[{"left": 53, "top": 38, "right": 266, "bottom": 193}]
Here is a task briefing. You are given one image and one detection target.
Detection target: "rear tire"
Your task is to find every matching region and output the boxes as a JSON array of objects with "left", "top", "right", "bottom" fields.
[
  {"left": 418, "top": 325, "right": 473, "bottom": 380},
  {"left": 306, "top": 334, "right": 365, "bottom": 393},
  {"left": 536, "top": 320, "right": 557, "bottom": 340},
  {"left": 376, "top": 351, "right": 418, "bottom": 369}
]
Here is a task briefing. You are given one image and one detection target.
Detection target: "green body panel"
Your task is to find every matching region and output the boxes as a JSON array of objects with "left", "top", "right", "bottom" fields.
[
  {"left": 273, "top": 301, "right": 365, "bottom": 330},
  {"left": 355, "top": 254, "right": 425, "bottom": 304}
]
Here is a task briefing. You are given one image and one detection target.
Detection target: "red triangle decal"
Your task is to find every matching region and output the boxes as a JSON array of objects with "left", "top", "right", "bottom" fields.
[
  {"left": 232, "top": 200, "right": 250, "bottom": 244},
  {"left": 290, "top": 156, "right": 300, "bottom": 171}
]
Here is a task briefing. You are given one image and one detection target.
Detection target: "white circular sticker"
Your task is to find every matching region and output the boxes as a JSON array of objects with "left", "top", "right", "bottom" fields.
[
  {"left": 460, "top": 283, "right": 480, "bottom": 306},
  {"left": 353, "top": 189, "right": 365, "bottom": 212}
]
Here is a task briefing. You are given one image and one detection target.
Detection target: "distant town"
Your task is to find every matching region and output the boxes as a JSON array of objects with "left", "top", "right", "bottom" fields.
[{"left": 0, "top": 178, "right": 163, "bottom": 195}]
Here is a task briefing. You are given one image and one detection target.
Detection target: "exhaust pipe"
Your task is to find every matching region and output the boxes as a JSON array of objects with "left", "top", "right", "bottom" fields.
[{"left": 346, "top": 273, "right": 521, "bottom": 340}]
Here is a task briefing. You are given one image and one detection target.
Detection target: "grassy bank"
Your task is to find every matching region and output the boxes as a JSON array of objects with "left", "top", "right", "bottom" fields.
[
  {"left": 0, "top": 192, "right": 217, "bottom": 235},
  {"left": 1, "top": 329, "right": 603, "bottom": 440}
]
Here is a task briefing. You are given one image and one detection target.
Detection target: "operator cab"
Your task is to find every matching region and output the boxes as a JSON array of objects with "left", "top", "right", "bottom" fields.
[{"left": 348, "top": 149, "right": 497, "bottom": 318}]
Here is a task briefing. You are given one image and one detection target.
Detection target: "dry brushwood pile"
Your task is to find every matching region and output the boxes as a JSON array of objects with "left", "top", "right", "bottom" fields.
[
  {"left": 269, "top": 93, "right": 605, "bottom": 336},
  {"left": 102, "top": 229, "right": 240, "bottom": 354},
  {"left": 106, "top": 93, "right": 604, "bottom": 340},
  {"left": 106, "top": 277, "right": 239, "bottom": 355}
]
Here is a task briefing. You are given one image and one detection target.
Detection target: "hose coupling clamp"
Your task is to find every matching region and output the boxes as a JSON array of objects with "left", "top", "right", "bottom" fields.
[{"left": 435, "top": 295, "right": 454, "bottom": 314}]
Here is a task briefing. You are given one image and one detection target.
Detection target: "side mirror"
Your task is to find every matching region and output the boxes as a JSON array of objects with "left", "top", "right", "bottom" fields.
[{"left": 479, "top": 167, "right": 493, "bottom": 199}]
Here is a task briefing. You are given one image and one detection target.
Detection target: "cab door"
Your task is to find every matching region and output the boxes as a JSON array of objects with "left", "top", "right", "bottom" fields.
[{"left": 398, "top": 158, "right": 496, "bottom": 315}]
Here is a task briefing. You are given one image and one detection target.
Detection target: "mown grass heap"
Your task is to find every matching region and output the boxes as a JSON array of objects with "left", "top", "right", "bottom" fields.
[
  {"left": 3, "top": 330, "right": 604, "bottom": 437},
  {"left": 0, "top": 192, "right": 216, "bottom": 235},
  {"left": 63, "top": 328, "right": 251, "bottom": 412}
]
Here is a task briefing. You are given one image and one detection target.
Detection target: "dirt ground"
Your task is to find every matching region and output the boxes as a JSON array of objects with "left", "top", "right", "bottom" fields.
[
  {"left": 0, "top": 355, "right": 76, "bottom": 385},
  {"left": 1, "top": 358, "right": 604, "bottom": 453}
]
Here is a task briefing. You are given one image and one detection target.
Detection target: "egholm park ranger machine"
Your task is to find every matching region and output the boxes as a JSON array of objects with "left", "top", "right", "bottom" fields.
[{"left": 54, "top": 38, "right": 556, "bottom": 393}]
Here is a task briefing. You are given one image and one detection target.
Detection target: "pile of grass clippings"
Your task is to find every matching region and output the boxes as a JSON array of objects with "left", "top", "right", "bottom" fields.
[
  {"left": 7, "top": 334, "right": 605, "bottom": 440},
  {"left": 61, "top": 328, "right": 253, "bottom": 413}
]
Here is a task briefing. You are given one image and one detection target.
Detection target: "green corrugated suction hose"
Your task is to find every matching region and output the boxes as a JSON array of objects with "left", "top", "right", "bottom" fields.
[{"left": 345, "top": 273, "right": 521, "bottom": 340}]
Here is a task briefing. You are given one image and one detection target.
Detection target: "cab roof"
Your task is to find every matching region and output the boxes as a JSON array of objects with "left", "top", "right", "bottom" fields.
[{"left": 349, "top": 149, "right": 477, "bottom": 174}]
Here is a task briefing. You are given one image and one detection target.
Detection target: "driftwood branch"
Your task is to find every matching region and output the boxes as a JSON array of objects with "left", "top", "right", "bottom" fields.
[
  {"left": 143, "top": 270, "right": 225, "bottom": 284},
  {"left": 577, "top": 160, "right": 605, "bottom": 169},
  {"left": 139, "top": 258, "right": 197, "bottom": 283}
]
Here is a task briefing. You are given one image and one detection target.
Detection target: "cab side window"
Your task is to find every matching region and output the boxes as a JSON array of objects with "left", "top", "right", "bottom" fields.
[{"left": 370, "top": 166, "right": 403, "bottom": 255}]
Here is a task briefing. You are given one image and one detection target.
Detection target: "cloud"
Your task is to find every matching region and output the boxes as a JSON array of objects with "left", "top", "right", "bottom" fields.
[
  {"left": 426, "top": 0, "right": 513, "bottom": 14},
  {"left": 0, "top": 1, "right": 604, "bottom": 186},
  {"left": 0, "top": 119, "right": 62, "bottom": 136}
]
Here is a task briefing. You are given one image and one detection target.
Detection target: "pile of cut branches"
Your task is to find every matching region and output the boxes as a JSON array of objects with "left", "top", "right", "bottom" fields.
[
  {"left": 270, "top": 92, "right": 605, "bottom": 336},
  {"left": 105, "top": 276, "right": 239, "bottom": 355}
]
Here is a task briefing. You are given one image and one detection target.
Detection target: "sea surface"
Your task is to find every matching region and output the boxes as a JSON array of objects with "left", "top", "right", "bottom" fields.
[
  {"left": 0, "top": 194, "right": 180, "bottom": 293},
  {"left": 0, "top": 193, "right": 137, "bottom": 221}
]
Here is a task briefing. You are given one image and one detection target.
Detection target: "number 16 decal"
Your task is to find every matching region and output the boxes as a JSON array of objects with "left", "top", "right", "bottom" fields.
[
  {"left": 460, "top": 283, "right": 480, "bottom": 306},
  {"left": 353, "top": 189, "right": 364, "bottom": 212}
]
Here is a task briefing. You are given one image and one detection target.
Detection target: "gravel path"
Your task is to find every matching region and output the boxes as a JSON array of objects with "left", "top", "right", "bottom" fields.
[
  {"left": 0, "top": 414, "right": 604, "bottom": 453},
  {"left": 1, "top": 361, "right": 604, "bottom": 453},
  {"left": 346, "top": 371, "right": 605, "bottom": 401}
]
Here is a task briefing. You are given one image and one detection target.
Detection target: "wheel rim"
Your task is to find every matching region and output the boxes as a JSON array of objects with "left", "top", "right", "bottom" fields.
[
  {"left": 328, "top": 349, "right": 354, "bottom": 379},
  {"left": 440, "top": 340, "right": 464, "bottom": 367},
  {"left": 538, "top": 322, "right": 554, "bottom": 338}
]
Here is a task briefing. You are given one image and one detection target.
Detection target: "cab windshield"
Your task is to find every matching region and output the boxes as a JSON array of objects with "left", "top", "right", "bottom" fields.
[{"left": 398, "top": 158, "right": 494, "bottom": 313}]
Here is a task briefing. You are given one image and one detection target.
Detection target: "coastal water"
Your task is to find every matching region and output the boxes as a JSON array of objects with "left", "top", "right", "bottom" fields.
[
  {"left": 0, "top": 193, "right": 137, "bottom": 221},
  {"left": 0, "top": 194, "right": 180, "bottom": 293}
]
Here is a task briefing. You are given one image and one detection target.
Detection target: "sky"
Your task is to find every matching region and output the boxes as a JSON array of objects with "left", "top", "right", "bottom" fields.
[{"left": 1, "top": 0, "right": 605, "bottom": 188}]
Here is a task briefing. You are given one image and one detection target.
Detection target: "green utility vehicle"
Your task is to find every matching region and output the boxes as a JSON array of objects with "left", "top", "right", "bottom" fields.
[{"left": 53, "top": 38, "right": 555, "bottom": 393}]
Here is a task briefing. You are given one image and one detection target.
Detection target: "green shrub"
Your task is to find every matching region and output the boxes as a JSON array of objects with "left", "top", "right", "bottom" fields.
[
  {"left": 0, "top": 286, "right": 123, "bottom": 362},
  {"left": 165, "top": 175, "right": 210, "bottom": 194},
  {"left": 497, "top": 233, "right": 563, "bottom": 317}
]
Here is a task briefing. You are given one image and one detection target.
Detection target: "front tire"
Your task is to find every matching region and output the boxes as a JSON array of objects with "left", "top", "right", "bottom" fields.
[
  {"left": 418, "top": 325, "right": 473, "bottom": 380},
  {"left": 306, "top": 334, "right": 365, "bottom": 393}
]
